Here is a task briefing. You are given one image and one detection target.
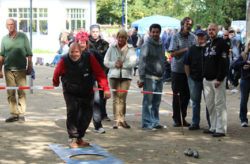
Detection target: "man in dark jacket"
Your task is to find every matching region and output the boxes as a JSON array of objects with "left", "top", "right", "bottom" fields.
[
  {"left": 88, "top": 25, "right": 111, "bottom": 133},
  {"left": 203, "top": 24, "right": 230, "bottom": 137},
  {"left": 184, "top": 30, "right": 207, "bottom": 130}
]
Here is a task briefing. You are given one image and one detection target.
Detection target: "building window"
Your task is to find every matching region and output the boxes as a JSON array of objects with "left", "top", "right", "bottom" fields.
[
  {"left": 8, "top": 8, "right": 48, "bottom": 35},
  {"left": 66, "top": 8, "right": 85, "bottom": 31}
]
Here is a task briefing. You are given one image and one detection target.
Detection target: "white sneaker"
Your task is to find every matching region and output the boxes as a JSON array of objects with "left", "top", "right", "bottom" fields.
[
  {"left": 93, "top": 127, "right": 105, "bottom": 134},
  {"left": 241, "top": 122, "right": 248, "bottom": 127},
  {"left": 231, "top": 89, "right": 239, "bottom": 93}
]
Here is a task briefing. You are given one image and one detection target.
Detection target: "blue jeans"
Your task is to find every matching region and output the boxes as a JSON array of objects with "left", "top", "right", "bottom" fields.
[
  {"left": 187, "top": 77, "right": 202, "bottom": 125},
  {"left": 142, "top": 78, "right": 163, "bottom": 129},
  {"left": 240, "top": 79, "right": 250, "bottom": 123},
  {"left": 52, "top": 54, "right": 62, "bottom": 64}
]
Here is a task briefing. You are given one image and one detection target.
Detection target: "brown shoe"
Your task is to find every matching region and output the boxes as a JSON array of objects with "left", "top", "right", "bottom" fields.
[
  {"left": 77, "top": 138, "right": 90, "bottom": 147},
  {"left": 69, "top": 138, "right": 78, "bottom": 149},
  {"left": 120, "top": 121, "right": 131, "bottom": 129},
  {"left": 113, "top": 121, "right": 120, "bottom": 129}
]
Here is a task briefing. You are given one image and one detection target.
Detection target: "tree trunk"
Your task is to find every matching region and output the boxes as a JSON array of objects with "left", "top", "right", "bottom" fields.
[{"left": 246, "top": 0, "right": 250, "bottom": 47}]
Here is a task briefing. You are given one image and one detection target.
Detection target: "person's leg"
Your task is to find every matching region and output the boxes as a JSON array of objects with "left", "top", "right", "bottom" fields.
[
  {"left": 118, "top": 79, "right": 131, "bottom": 128},
  {"left": 15, "top": 70, "right": 27, "bottom": 117},
  {"left": 203, "top": 79, "right": 216, "bottom": 132},
  {"left": 187, "top": 77, "right": 202, "bottom": 126},
  {"left": 214, "top": 78, "right": 227, "bottom": 134},
  {"left": 109, "top": 78, "right": 120, "bottom": 127},
  {"left": 151, "top": 80, "right": 163, "bottom": 127},
  {"left": 77, "top": 96, "right": 94, "bottom": 138},
  {"left": 64, "top": 93, "right": 81, "bottom": 139},
  {"left": 180, "top": 74, "right": 190, "bottom": 122},
  {"left": 142, "top": 78, "right": 154, "bottom": 129},
  {"left": 4, "top": 69, "right": 18, "bottom": 117},
  {"left": 171, "top": 72, "right": 181, "bottom": 124},
  {"left": 92, "top": 82, "right": 103, "bottom": 130},
  {"left": 119, "top": 79, "right": 131, "bottom": 122},
  {"left": 239, "top": 79, "right": 250, "bottom": 124}
]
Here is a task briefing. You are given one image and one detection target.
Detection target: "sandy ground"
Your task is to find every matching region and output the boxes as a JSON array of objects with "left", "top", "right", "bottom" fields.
[{"left": 0, "top": 65, "right": 249, "bottom": 164}]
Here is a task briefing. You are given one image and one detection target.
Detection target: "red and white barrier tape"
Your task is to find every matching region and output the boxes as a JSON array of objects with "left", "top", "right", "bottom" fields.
[{"left": 0, "top": 86, "right": 178, "bottom": 96}]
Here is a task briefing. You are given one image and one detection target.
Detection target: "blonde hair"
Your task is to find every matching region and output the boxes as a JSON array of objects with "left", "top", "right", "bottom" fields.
[
  {"left": 242, "top": 41, "right": 250, "bottom": 60},
  {"left": 116, "top": 29, "right": 128, "bottom": 39}
]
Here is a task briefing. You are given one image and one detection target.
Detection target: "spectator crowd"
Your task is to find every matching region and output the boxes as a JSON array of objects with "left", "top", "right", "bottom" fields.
[{"left": 0, "top": 17, "right": 249, "bottom": 148}]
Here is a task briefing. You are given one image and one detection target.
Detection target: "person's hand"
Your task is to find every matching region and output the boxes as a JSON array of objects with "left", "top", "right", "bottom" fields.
[
  {"left": 233, "top": 57, "right": 237, "bottom": 61},
  {"left": 137, "top": 81, "right": 144, "bottom": 88},
  {"left": 214, "top": 81, "right": 221, "bottom": 88},
  {"left": 243, "top": 64, "right": 250, "bottom": 70},
  {"left": 0, "top": 71, "right": 3, "bottom": 78},
  {"left": 246, "top": 60, "right": 250, "bottom": 64},
  {"left": 104, "top": 91, "right": 111, "bottom": 99},
  {"left": 115, "top": 60, "right": 123, "bottom": 68},
  {"left": 26, "top": 66, "right": 31, "bottom": 75}
]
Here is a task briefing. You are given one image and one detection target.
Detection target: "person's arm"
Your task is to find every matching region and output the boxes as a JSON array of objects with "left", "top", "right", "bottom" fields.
[
  {"left": 183, "top": 49, "right": 191, "bottom": 77},
  {"left": 26, "top": 55, "right": 32, "bottom": 75},
  {"left": 53, "top": 59, "right": 66, "bottom": 86},
  {"left": 90, "top": 54, "right": 111, "bottom": 99},
  {"left": 184, "top": 65, "right": 190, "bottom": 77},
  {"left": 104, "top": 46, "right": 116, "bottom": 68},
  {"left": 138, "top": 44, "right": 148, "bottom": 84},
  {"left": 171, "top": 47, "right": 189, "bottom": 57},
  {"left": 0, "top": 55, "right": 4, "bottom": 78},
  {"left": 231, "top": 54, "right": 246, "bottom": 69},
  {"left": 168, "top": 34, "right": 188, "bottom": 57},
  {"left": 215, "top": 40, "right": 229, "bottom": 88},
  {"left": 0, "top": 40, "right": 5, "bottom": 78},
  {"left": 24, "top": 34, "right": 33, "bottom": 75}
]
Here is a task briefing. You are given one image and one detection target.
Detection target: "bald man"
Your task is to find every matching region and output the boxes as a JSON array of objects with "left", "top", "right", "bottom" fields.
[
  {"left": 203, "top": 24, "right": 230, "bottom": 137},
  {"left": 0, "top": 19, "right": 32, "bottom": 123}
]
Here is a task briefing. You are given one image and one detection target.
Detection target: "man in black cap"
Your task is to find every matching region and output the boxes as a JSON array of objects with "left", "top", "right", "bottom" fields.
[{"left": 183, "top": 30, "right": 207, "bottom": 130}]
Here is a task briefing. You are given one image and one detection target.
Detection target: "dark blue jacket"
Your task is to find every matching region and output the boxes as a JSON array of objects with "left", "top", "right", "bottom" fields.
[{"left": 232, "top": 52, "right": 250, "bottom": 80}]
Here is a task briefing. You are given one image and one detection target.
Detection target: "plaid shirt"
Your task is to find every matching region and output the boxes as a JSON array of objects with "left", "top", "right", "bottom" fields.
[{"left": 169, "top": 32, "right": 196, "bottom": 73}]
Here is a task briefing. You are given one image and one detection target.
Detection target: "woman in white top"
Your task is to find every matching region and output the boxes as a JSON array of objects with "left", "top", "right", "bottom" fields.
[{"left": 104, "top": 29, "right": 137, "bottom": 129}]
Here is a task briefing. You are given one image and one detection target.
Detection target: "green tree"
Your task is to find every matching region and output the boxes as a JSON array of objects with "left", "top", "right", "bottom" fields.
[{"left": 97, "top": 0, "right": 246, "bottom": 29}]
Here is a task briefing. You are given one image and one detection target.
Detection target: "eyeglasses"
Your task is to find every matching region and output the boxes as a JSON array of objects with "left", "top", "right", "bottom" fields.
[{"left": 223, "top": 35, "right": 228, "bottom": 36}]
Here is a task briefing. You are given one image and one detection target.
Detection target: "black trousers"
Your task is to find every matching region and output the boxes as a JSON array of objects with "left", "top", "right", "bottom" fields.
[
  {"left": 63, "top": 92, "right": 94, "bottom": 139},
  {"left": 92, "top": 82, "right": 105, "bottom": 129},
  {"left": 93, "top": 82, "right": 108, "bottom": 119},
  {"left": 171, "top": 72, "right": 190, "bottom": 123}
]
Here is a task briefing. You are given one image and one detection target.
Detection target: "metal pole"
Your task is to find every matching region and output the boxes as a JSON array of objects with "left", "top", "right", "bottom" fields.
[
  {"left": 30, "top": 0, "right": 32, "bottom": 49},
  {"left": 125, "top": 0, "right": 127, "bottom": 30},
  {"left": 90, "top": 0, "right": 92, "bottom": 26},
  {"left": 29, "top": 0, "right": 33, "bottom": 94},
  {"left": 122, "top": 0, "right": 124, "bottom": 27}
]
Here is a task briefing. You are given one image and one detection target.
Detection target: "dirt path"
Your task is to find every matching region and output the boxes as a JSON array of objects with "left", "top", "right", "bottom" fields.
[{"left": 0, "top": 65, "right": 249, "bottom": 164}]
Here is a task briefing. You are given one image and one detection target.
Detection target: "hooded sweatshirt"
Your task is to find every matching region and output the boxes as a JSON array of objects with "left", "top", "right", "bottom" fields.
[{"left": 139, "top": 36, "right": 165, "bottom": 82}]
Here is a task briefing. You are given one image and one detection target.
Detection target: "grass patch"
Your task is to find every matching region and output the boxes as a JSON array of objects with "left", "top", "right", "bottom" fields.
[{"left": 33, "top": 48, "right": 56, "bottom": 54}]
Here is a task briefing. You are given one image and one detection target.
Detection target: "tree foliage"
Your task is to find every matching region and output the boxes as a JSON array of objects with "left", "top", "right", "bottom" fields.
[{"left": 97, "top": 0, "right": 246, "bottom": 29}]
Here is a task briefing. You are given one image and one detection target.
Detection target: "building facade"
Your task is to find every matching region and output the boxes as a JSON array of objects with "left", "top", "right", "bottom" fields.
[{"left": 0, "top": 0, "right": 96, "bottom": 51}]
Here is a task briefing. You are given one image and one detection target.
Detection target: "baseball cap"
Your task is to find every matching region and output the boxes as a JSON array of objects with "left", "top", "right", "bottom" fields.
[{"left": 195, "top": 30, "right": 206, "bottom": 35}]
